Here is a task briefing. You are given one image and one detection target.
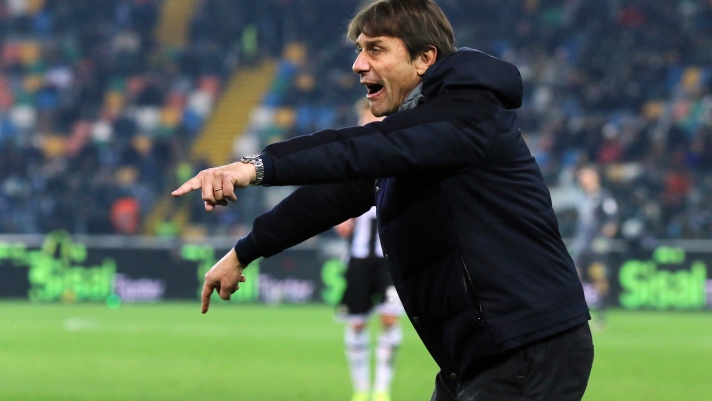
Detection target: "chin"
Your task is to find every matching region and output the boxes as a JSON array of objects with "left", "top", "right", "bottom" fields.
[
  {"left": 370, "top": 104, "right": 397, "bottom": 117},
  {"left": 368, "top": 105, "right": 385, "bottom": 117}
]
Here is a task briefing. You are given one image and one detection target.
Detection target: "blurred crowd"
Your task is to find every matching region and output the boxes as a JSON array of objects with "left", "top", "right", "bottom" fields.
[
  {"left": 0, "top": 0, "right": 260, "bottom": 234},
  {"left": 487, "top": 0, "right": 712, "bottom": 242},
  {"left": 1, "top": 0, "right": 712, "bottom": 241}
]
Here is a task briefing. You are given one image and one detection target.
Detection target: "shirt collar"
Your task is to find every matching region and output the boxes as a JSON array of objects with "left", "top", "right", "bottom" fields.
[{"left": 398, "top": 83, "right": 424, "bottom": 112}]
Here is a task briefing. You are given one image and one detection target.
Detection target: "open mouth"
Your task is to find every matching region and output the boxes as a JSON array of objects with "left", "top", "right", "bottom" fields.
[{"left": 366, "top": 83, "right": 384, "bottom": 98}]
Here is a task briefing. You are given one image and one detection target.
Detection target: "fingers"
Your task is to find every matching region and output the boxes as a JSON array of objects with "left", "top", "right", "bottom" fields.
[
  {"left": 218, "top": 272, "right": 245, "bottom": 300},
  {"left": 208, "top": 176, "right": 236, "bottom": 206},
  {"left": 174, "top": 165, "right": 243, "bottom": 211},
  {"left": 201, "top": 176, "right": 217, "bottom": 206},
  {"left": 201, "top": 276, "right": 246, "bottom": 313},
  {"left": 203, "top": 199, "right": 228, "bottom": 211},
  {"left": 202, "top": 172, "right": 226, "bottom": 211},
  {"left": 218, "top": 282, "right": 237, "bottom": 301},
  {"left": 172, "top": 176, "right": 203, "bottom": 197},
  {"left": 202, "top": 169, "right": 237, "bottom": 210},
  {"left": 222, "top": 175, "right": 238, "bottom": 203},
  {"left": 201, "top": 280, "right": 215, "bottom": 314}
]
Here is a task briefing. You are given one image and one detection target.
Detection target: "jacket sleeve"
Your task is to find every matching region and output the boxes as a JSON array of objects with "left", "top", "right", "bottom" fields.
[
  {"left": 234, "top": 180, "right": 375, "bottom": 265},
  {"left": 259, "top": 92, "right": 510, "bottom": 186}
]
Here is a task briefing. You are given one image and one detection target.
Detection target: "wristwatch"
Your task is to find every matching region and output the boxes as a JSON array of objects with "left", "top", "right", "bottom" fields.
[{"left": 240, "top": 154, "right": 264, "bottom": 186}]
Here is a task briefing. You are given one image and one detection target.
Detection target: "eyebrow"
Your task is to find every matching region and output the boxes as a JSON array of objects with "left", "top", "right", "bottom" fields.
[{"left": 356, "top": 38, "right": 386, "bottom": 48}]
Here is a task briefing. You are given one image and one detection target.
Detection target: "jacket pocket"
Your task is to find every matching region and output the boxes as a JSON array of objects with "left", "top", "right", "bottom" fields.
[{"left": 460, "top": 256, "right": 485, "bottom": 323}]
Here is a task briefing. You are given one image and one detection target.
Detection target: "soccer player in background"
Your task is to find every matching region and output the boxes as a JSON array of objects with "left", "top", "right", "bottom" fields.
[
  {"left": 333, "top": 99, "right": 403, "bottom": 401},
  {"left": 551, "top": 164, "right": 619, "bottom": 330},
  {"left": 570, "top": 164, "right": 619, "bottom": 331}
]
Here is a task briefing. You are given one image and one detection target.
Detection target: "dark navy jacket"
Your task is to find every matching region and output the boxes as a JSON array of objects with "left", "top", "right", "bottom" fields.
[{"left": 235, "top": 48, "right": 589, "bottom": 386}]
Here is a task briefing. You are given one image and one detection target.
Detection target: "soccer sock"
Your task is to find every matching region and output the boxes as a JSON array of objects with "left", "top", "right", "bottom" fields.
[
  {"left": 374, "top": 324, "right": 402, "bottom": 393},
  {"left": 345, "top": 325, "right": 371, "bottom": 393}
]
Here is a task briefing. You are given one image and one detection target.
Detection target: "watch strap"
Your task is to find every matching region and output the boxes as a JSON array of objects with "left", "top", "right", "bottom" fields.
[{"left": 240, "top": 154, "right": 264, "bottom": 186}]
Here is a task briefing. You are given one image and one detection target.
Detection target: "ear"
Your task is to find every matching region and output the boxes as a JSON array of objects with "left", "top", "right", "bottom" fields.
[{"left": 415, "top": 46, "right": 438, "bottom": 76}]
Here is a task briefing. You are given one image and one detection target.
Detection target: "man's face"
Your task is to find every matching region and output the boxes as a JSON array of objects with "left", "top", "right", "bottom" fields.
[
  {"left": 577, "top": 168, "right": 600, "bottom": 194},
  {"left": 352, "top": 34, "right": 430, "bottom": 117}
]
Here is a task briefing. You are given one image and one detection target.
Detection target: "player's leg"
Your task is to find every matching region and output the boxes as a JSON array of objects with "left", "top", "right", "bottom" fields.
[
  {"left": 373, "top": 310, "right": 402, "bottom": 401},
  {"left": 576, "top": 251, "right": 606, "bottom": 329},
  {"left": 345, "top": 320, "right": 371, "bottom": 401},
  {"left": 372, "top": 260, "right": 404, "bottom": 401},
  {"left": 338, "top": 258, "right": 374, "bottom": 401},
  {"left": 588, "top": 256, "right": 610, "bottom": 331}
]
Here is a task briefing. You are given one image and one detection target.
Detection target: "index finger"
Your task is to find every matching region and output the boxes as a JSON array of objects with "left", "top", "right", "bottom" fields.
[
  {"left": 201, "top": 280, "right": 215, "bottom": 314},
  {"left": 172, "top": 175, "right": 203, "bottom": 197}
]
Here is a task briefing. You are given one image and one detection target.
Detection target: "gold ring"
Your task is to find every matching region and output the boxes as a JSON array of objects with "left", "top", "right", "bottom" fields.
[{"left": 214, "top": 188, "right": 223, "bottom": 191}]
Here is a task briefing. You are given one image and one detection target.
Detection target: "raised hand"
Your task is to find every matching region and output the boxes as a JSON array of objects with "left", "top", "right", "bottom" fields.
[{"left": 171, "top": 162, "right": 256, "bottom": 211}]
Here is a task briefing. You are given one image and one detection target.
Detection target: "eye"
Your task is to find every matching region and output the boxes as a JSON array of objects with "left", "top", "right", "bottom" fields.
[
  {"left": 369, "top": 47, "right": 382, "bottom": 55},
  {"left": 355, "top": 46, "right": 362, "bottom": 54}
]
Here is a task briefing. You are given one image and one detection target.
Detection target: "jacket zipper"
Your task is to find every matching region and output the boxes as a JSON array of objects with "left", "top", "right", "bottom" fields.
[{"left": 460, "top": 256, "right": 485, "bottom": 323}]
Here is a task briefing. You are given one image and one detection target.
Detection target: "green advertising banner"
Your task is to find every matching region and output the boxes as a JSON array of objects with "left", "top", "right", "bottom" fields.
[
  {"left": 1, "top": 232, "right": 710, "bottom": 310},
  {"left": 617, "top": 246, "right": 708, "bottom": 310},
  {"left": 0, "top": 231, "right": 345, "bottom": 305}
]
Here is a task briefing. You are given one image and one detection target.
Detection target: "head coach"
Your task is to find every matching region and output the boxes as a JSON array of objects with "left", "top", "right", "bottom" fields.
[{"left": 172, "top": 0, "right": 594, "bottom": 399}]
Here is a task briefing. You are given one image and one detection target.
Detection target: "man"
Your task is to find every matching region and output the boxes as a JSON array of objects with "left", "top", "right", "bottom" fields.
[
  {"left": 172, "top": 1, "right": 594, "bottom": 400},
  {"left": 570, "top": 164, "right": 619, "bottom": 331},
  {"left": 334, "top": 99, "right": 403, "bottom": 401}
]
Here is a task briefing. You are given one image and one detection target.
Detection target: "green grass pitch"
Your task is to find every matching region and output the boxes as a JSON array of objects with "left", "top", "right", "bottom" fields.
[{"left": 0, "top": 302, "right": 710, "bottom": 400}]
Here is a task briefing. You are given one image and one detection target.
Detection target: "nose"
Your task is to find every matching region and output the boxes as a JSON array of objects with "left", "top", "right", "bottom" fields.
[{"left": 352, "top": 51, "right": 369, "bottom": 75}]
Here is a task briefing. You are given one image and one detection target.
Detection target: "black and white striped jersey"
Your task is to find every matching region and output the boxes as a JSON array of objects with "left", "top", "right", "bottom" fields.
[{"left": 350, "top": 206, "right": 383, "bottom": 259}]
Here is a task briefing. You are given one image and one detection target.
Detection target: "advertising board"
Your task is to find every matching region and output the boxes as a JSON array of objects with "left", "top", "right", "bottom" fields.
[{"left": 1, "top": 231, "right": 710, "bottom": 310}]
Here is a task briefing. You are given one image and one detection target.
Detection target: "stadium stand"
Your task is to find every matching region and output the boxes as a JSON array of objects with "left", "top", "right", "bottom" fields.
[{"left": 1, "top": 0, "right": 712, "bottom": 242}]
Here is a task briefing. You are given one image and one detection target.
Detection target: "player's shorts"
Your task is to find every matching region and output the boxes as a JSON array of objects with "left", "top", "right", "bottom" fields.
[{"left": 336, "top": 257, "right": 404, "bottom": 324}]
